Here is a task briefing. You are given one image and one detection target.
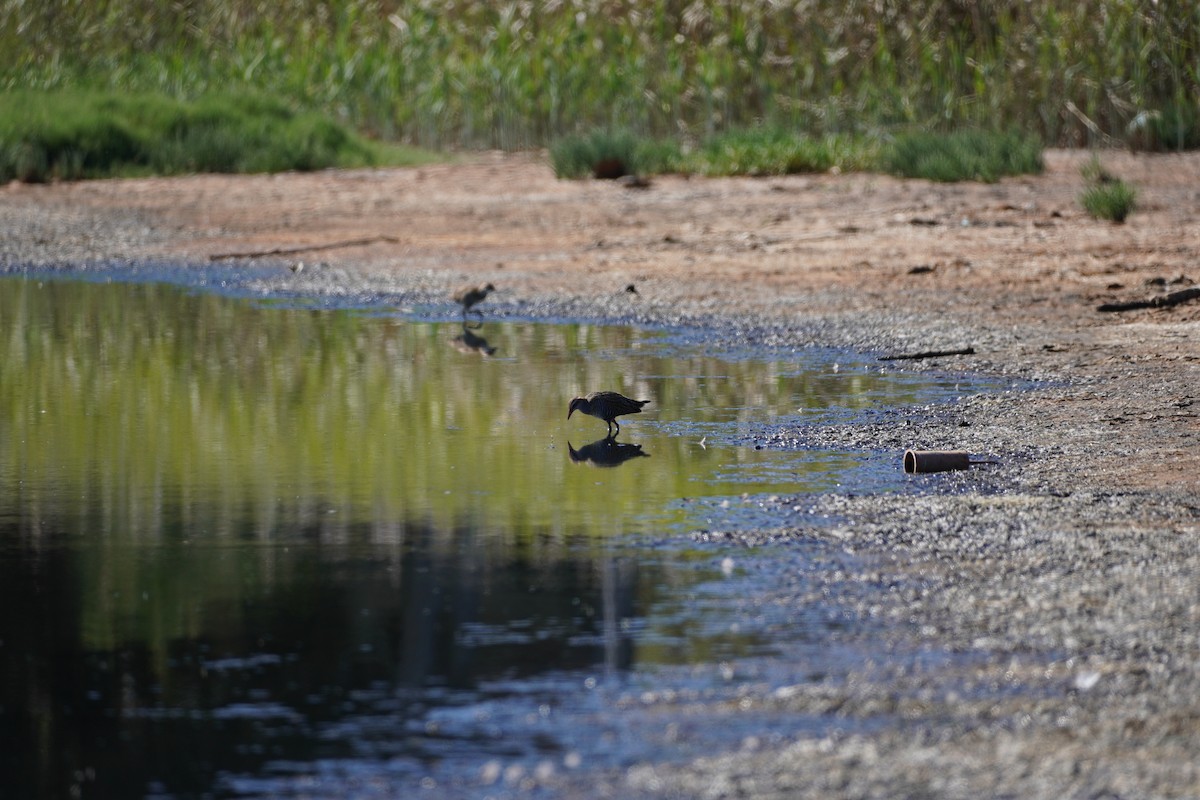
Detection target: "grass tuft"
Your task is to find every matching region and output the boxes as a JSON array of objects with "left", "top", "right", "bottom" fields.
[
  {"left": 1080, "top": 182, "right": 1138, "bottom": 223},
  {"left": 882, "top": 130, "right": 1044, "bottom": 182},
  {"left": 549, "top": 130, "right": 681, "bottom": 180},
  {"left": 1079, "top": 157, "right": 1137, "bottom": 222}
]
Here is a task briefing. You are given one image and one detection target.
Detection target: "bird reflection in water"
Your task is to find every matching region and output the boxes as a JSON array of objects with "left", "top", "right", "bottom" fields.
[
  {"left": 451, "top": 322, "right": 496, "bottom": 357},
  {"left": 568, "top": 437, "right": 649, "bottom": 468}
]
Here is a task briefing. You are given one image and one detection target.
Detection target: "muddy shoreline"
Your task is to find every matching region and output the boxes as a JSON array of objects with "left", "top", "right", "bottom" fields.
[{"left": 3, "top": 150, "right": 1199, "bottom": 797}]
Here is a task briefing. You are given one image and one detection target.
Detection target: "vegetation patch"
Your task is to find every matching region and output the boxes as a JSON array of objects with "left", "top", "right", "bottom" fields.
[
  {"left": 686, "top": 129, "right": 877, "bottom": 177},
  {"left": 881, "top": 130, "right": 1044, "bottom": 183},
  {"left": 1079, "top": 157, "right": 1138, "bottom": 223},
  {"left": 551, "top": 128, "right": 1037, "bottom": 183},
  {"left": 549, "top": 130, "right": 681, "bottom": 180},
  {"left": 1144, "top": 101, "right": 1200, "bottom": 151},
  {"left": 0, "top": 90, "right": 435, "bottom": 183},
  {"left": 550, "top": 130, "right": 636, "bottom": 180}
]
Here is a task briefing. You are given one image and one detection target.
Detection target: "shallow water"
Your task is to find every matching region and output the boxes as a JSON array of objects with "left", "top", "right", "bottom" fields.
[{"left": 0, "top": 273, "right": 994, "bottom": 797}]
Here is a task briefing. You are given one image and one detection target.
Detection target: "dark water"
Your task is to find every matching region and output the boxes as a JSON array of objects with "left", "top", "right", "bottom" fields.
[{"left": 0, "top": 274, "right": 992, "bottom": 798}]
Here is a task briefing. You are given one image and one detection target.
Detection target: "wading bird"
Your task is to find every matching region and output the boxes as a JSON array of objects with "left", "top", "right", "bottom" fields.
[
  {"left": 452, "top": 282, "right": 496, "bottom": 319},
  {"left": 567, "top": 391, "right": 650, "bottom": 438}
]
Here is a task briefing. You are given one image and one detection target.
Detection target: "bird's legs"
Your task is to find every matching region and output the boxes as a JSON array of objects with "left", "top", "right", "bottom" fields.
[{"left": 462, "top": 309, "right": 484, "bottom": 330}]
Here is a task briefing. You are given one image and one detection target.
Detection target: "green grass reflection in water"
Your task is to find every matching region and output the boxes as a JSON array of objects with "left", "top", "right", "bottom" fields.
[
  {"left": 0, "top": 274, "right": 977, "bottom": 796},
  {"left": 2, "top": 275, "right": 945, "bottom": 554}
]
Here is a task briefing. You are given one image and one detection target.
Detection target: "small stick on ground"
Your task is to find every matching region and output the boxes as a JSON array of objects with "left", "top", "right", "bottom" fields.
[
  {"left": 209, "top": 235, "right": 399, "bottom": 261},
  {"left": 880, "top": 346, "right": 975, "bottom": 361},
  {"left": 1097, "top": 286, "right": 1200, "bottom": 313}
]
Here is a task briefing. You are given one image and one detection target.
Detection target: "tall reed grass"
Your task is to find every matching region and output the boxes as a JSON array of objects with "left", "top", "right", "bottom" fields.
[{"left": 2, "top": 1, "right": 1197, "bottom": 151}]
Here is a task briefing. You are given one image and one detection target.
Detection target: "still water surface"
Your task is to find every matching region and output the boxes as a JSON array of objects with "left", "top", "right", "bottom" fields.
[{"left": 1, "top": 274, "right": 985, "bottom": 797}]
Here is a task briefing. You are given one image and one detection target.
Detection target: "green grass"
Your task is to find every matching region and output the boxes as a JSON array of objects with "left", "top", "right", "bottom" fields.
[
  {"left": 0, "top": 90, "right": 437, "bottom": 182},
  {"left": 549, "top": 127, "right": 1037, "bottom": 183},
  {"left": 881, "top": 130, "right": 1044, "bottom": 182},
  {"left": 549, "top": 130, "right": 682, "bottom": 179},
  {"left": 5, "top": 87, "right": 1041, "bottom": 184},
  {"left": 1146, "top": 101, "right": 1200, "bottom": 151},
  {"left": 1079, "top": 158, "right": 1138, "bottom": 222},
  {"left": 685, "top": 128, "right": 878, "bottom": 177},
  {"left": 1, "top": 1, "right": 1196, "bottom": 153},
  {"left": 1081, "top": 182, "right": 1138, "bottom": 222},
  {"left": 549, "top": 127, "right": 878, "bottom": 180}
]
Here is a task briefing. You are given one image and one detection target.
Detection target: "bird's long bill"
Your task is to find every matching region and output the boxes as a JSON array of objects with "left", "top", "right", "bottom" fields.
[{"left": 567, "top": 407, "right": 575, "bottom": 420}]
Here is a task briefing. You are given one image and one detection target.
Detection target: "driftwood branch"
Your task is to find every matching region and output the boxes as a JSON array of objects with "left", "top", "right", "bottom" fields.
[
  {"left": 1097, "top": 286, "right": 1200, "bottom": 313},
  {"left": 209, "top": 235, "right": 399, "bottom": 261},
  {"left": 879, "top": 346, "right": 975, "bottom": 361}
]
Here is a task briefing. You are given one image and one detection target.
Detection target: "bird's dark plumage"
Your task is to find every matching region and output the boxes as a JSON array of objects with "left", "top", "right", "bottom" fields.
[
  {"left": 567, "top": 391, "right": 650, "bottom": 438},
  {"left": 452, "top": 282, "right": 495, "bottom": 317}
]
